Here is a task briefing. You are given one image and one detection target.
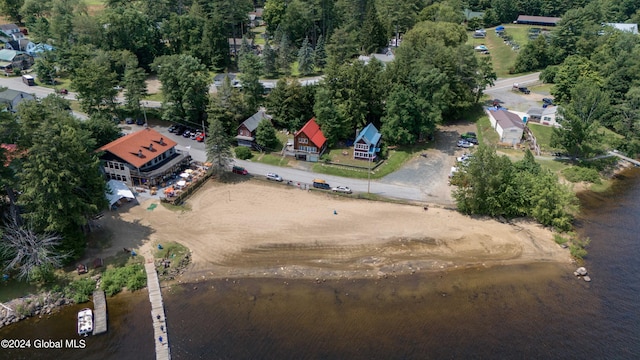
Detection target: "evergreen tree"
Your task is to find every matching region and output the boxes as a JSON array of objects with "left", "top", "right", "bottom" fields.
[
  {"left": 205, "top": 117, "right": 233, "bottom": 177},
  {"left": 277, "top": 33, "right": 293, "bottom": 75},
  {"left": 297, "top": 37, "right": 315, "bottom": 76},
  {"left": 238, "top": 52, "right": 264, "bottom": 113},
  {"left": 255, "top": 119, "right": 279, "bottom": 151},
  {"left": 360, "top": 0, "right": 387, "bottom": 54},
  {"left": 263, "top": 42, "right": 277, "bottom": 77},
  {"left": 313, "top": 34, "right": 327, "bottom": 69}
]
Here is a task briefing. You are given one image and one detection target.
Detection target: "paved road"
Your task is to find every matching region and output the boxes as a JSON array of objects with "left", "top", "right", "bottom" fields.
[{"left": 0, "top": 75, "right": 162, "bottom": 108}]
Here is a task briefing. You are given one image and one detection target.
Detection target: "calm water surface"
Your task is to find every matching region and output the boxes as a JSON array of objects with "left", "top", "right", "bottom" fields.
[{"left": 1, "top": 169, "right": 639, "bottom": 359}]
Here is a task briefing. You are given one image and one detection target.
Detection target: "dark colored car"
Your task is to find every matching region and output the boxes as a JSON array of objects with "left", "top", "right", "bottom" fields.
[
  {"left": 542, "top": 98, "right": 554, "bottom": 105},
  {"left": 461, "top": 132, "right": 477, "bottom": 140},
  {"left": 518, "top": 87, "right": 531, "bottom": 94},
  {"left": 168, "top": 124, "right": 179, "bottom": 133},
  {"left": 125, "top": 117, "right": 134, "bottom": 124},
  {"left": 466, "top": 137, "right": 479, "bottom": 145},
  {"left": 232, "top": 166, "right": 248, "bottom": 175},
  {"left": 312, "top": 179, "right": 331, "bottom": 190},
  {"left": 136, "top": 118, "right": 145, "bottom": 126}
]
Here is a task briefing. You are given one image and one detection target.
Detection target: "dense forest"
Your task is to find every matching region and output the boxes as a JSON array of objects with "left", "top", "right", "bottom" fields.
[{"left": 1, "top": 0, "right": 640, "bottom": 279}]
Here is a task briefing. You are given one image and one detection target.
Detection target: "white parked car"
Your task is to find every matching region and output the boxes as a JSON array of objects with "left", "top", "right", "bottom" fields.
[
  {"left": 332, "top": 186, "right": 352, "bottom": 194},
  {"left": 266, "top": 173, "right": 283, "bottom": 182},
  {"left": 457, "top": 139, "right": 473, "bottom": 148}
]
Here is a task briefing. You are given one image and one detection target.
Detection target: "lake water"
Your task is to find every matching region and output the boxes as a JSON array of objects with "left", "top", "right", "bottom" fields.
[{"left": 1, "top": 169, "right": 639, "bottom": 359}]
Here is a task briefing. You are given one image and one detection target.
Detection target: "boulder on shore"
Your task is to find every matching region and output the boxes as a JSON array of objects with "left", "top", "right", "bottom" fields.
[{"left": 576, "top": 267, "right": 588, "bottom": 276}]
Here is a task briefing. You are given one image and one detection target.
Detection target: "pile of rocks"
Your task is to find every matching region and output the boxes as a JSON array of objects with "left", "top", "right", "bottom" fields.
[
  {"left": 574, "top": 267, "right": 591, "bottom": 282},
  {"left": 0, "top": 292, "right": 72, "bottom": 329}
]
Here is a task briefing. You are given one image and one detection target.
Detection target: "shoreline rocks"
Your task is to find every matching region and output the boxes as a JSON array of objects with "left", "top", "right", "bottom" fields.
[{"left": 0, "top": 291, "right": 74, "bottom": 330}]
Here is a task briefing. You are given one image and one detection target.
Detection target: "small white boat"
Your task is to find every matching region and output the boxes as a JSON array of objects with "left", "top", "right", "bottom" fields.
[{"left": 77, "top": 308, "right": 93, "bottom": 336}]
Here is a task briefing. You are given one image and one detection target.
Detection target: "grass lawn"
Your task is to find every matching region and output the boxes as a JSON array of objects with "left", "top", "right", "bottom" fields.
[
  {"left": 0, "top": 278, "right": 38, "bottom": 302},
  {"left": 537, "top": 158, "right": 571, "bottom": 174},
  {"left": 311, "top": 147, "right": 416, "bottom": 179},
  {"left": 252, "top": 26, "right": 267, "bottom": 46},
  {"left": 253, "top": 153, "right": 290, "bottom": 166},
  {"left": 144, "top": 93, "right": 163, "bottom": 102},
  {"left": 477, "top": 115, "right": 500, "bottom": 145},
  {"left": 528, "top": 123, "right": 559, "bottom": 152}
]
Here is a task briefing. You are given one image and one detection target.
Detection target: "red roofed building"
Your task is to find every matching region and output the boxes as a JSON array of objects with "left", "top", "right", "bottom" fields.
[
  {"left": 293, "top": 118, "right": 327, "bottom": 162},
  {"left": 98, "top": 128, "right": 191, "bottom": 187}
]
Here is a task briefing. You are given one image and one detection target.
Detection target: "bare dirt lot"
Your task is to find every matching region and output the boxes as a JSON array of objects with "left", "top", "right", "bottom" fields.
[{"left": 90, "top": 181, "right": 571, "bottom": 282}]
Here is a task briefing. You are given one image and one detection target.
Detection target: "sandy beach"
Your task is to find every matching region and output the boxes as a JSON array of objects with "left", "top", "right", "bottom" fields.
[{"left": 92, "top": 180, "right": 572, "bottom": 282}]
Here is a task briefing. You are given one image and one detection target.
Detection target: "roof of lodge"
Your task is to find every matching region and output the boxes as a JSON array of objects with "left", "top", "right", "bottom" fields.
[
  {"left": 516, "top": 15, "right": 562, "bottom": 25},
  {"left": 99, "top": 128, "right": 177, "bottom": 168},
  {"left": 296, "top": 118, "right": 327, "bottom": 148}
]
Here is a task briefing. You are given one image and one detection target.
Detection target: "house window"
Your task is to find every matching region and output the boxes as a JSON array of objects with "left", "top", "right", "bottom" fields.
[{"left": 299, "top": 137, "right": 308, "bottom": 144}]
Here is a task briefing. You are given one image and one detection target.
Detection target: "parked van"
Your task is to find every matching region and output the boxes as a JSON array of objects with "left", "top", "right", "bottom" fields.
[
  {"left": 22, "top": 74, "right": 35, "bottom": 86},
  {"left": 312, "top": 179, "right": 330, "bottom": 190}
]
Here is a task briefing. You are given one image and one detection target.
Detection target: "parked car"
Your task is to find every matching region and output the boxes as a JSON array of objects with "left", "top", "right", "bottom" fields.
[
  {"left": 312, "top": 179, "right": 331, "bottom": 190},
  {"left": 457, "top": 139, "right": 473, "bottom": 148},
  {"left": 195, "top": 132, "right": 206, "bottom": 142},
  {"left": 56, "top": 88, "right": 68, "bottom": 95},
  {"left": 466, "top": 137, "right": 479, "bottom": 145},
  {"left": 182, "top": 128, "right": 194, "bottom": 137},
  {"left": 517, "top": 87, "right": 531, "bottom": 94},
  {"left": 457, "top": 154, "right": 472, "bottom": 163},
  {"left": 266, "top": 173, "right": 283, "bottom": 182},
  {"left": 461, "top": 132, "right": 477, "bottom": 140},
  {"left": 125, "top": 117, "right": 134, "bottom": 124},
  {"left": 332, "top": 186, "right": 352, "bottom": 194},
  {"left": 542, "top": 98, "right": 554, "bottom": 105},
  {"left": 136, "top": 118, "right": 145, "bottom": 126},
  {"left": 190, "top": 131, "right": 201, "bottom": 140},
  {"left": 232, "top": 166, "right": 248, "bottom": 175},
  {"left": 168, "top": 124, "right": 179, "bottom": 133}
]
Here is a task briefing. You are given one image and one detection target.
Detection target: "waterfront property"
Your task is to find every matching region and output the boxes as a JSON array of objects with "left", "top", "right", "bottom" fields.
[
  {"left": 145, "top": 260, "right": 171, "bottom": 360},
  {"left": 98, "top": 128, "right": 191, "bottom": 188},
  {"left": 292, "top": 118, "right": 327, "bottom": 162},
  {"left": 353, "top": 123, "right": 381, "bottom": 161},
  {"left": 236, "top": 109, "right": 273, "bottom": 149},
  {"left": 92, "top": 290, "right": 107, "bottom": 335}
]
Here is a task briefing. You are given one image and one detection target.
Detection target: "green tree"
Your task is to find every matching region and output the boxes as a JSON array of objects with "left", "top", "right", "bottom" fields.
[
  {"left": 238, "top": 52, "right": 264, "bottom": 113},
  {"left": 313, "top": 34, "right": 327, "bottom": 69},
  {"left": 72, "top": 59, "right": 119, "bottom": 115},
  {"left": 122, "top": 58, "right": 148, "bottom": 117},
  {"left": 34, "top": 52, "right": 57, "bottom": 85},
  {"left": 263, "top": 0, "right": 287, "bottom": 34},
  {"left": 0, "top": 0, "right": 25, "bottom": 24},
  {"left": 297, "top": 37, "right": 315, "bottom": 75},
  {"left": 551, "top": 81, "right": 609, "bottom": 159},
  {"left": 263, "top": 41, "right": 277, "bottom": 77},
  {"left": 205, "top": 117, "right": 233, "bottom": 176},
  {"left": 255, "top": 120, "right": 279, "bottom": 151},
  {"left": 18, "top": 111, "right": 107, "bottom": 258},
  {"left": 277, "top": 33, "right": 294, "bottom": 75},
  {"left": 153, "top": 54, "right": 210, "bottom": 125},
  {"left": 360, "top": 0, "right": 387, "bottom": 54},
  {"left": 80, "top": 113, "right": 121, "bottom": 148},
  {"left": 266, "top": 78, "right": 316, "bottom": 131}
]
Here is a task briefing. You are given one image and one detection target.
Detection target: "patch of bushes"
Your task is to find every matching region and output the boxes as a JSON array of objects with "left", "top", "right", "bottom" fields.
[
  {"left": 553, "top": 234, "right": 568, "bottom": 245},
  {"left": 234, "top": 146, "right": 252, "bottom": 160},
  {"left": 101, "top": 263, "right": 147, "bottom": 296},
  {"left": 562, "top": 166, "right": 602, "bottom": 184},
  {"left": 66, "top": 278, "right": 97, "bottom": 303}
]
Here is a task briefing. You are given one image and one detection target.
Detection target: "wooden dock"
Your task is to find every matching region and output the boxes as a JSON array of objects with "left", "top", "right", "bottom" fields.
[
  {"left": 608, "top": 151, "right": 640, "bottom": 166},
  {"left": 145, "top": 260, "right": 171, "bottom": 360},
  {"left": 92, "top": 290, "right": 107, "bottom": 335}
]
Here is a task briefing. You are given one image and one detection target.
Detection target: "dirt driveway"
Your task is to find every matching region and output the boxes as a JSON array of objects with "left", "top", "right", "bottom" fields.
[{"left": 379, "top": 120, "right": 478, "bottom": 206}]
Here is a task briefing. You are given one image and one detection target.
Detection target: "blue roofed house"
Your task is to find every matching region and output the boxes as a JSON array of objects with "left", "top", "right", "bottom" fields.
[
  {"left": 236, "top": 109, "right": 272, "bottom": 148},
  {"left": 353, "top": 123, "right": 381, "bottom": 160}
]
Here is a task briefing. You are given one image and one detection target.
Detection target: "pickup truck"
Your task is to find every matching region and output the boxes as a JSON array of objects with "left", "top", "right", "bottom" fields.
[{"left": 512, "top": 83, "right": 531, "bottom": 94}]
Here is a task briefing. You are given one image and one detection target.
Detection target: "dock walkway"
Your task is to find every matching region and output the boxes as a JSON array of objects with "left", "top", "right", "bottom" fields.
[
  {"left": 608, "top": 151, "right": 640, "bottom": 166},
  {"left": 92, "top": 290, "right": 107, "bottom": 335},
  {"left": 145, "top": 260, "right": 171, "bottom": 360}
]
